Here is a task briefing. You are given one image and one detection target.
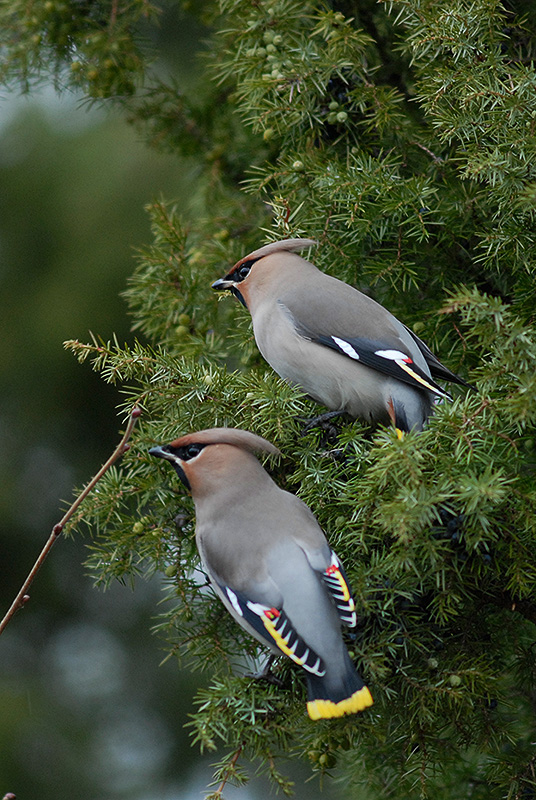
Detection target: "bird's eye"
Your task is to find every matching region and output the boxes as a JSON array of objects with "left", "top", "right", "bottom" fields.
[
  {"left": 177, "top": 443, "right": 204, "bottom": 460},
  {"left": 185, "top": 444, "right": 203, "bottom": 459},
  {"left": 237, "top": 265, "right": 251, "bottom": 281}
]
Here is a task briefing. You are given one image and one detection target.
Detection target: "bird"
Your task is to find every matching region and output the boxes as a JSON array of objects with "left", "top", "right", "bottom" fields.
[
  {"left": 149, "top": 427, "right": 373, "bottom": 720},
  {"left": 212, "top": 239, "right": 474, "bottom": 434}
]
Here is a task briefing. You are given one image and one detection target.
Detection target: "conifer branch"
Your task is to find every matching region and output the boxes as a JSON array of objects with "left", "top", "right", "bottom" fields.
[
  {"left": 0, "top": 408, "right": 141, "bottom": 637},
  {"left": 206, "top": 746, "right": 244, "bottom": 800}
]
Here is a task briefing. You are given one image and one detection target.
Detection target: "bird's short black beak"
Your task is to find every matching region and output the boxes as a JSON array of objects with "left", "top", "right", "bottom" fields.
[
  {"left": 149, "top": 445, "right": 172, "bottom": 460},
  {"left": 212, "top": 277, "right": 233, "bottom": 291},
  {"left": 212, "top": 276, "right": 247, "bottom": 308}
]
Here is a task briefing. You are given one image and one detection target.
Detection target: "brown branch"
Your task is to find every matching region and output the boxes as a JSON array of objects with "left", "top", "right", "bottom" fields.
[
  {"left": 209, "top": 747, "right": 243, "bottom": 799},
  {"left": 110, "top": 0, "right": 119, "bottom": 27},
  {"left": 0, "top": 407, "right": 141, "bottom": 637},
  {"left": 412, "top": 141, "right": 445, "bottom": 164}
]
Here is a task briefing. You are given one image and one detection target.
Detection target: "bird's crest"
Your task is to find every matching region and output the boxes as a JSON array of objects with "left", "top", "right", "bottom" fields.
[
  {"left": 233, "top": 238, "right": 316, "bottom": 269},
  {"left": 167, "top": 427, "right": 281, "bottom": 457}
]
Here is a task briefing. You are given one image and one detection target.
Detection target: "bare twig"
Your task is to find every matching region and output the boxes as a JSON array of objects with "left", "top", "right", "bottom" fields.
[
  {"left": 110, "top": 0, "right": 119, "bottom": 26},
  {"left": 0, "top": 407, "right": 142, "bottom": 637},
  {"left": 412, "top": 141, "right": 445, "bottom": 164},
  {"left": 208, "top": 747, "right": 243, "bottom": 799}
]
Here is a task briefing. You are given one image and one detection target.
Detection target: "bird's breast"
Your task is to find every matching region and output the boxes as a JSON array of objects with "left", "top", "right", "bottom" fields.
[{"left": 251, "top": 303, "right": 392, "bottom": 421}]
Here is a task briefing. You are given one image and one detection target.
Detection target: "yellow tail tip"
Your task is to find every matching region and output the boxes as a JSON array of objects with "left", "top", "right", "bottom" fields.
[
  {"left": 396, "top": 427, "right": 405, "bottom": 440},
  {"left": 307, "top": 686, "right": 373, "bottom": 720}
]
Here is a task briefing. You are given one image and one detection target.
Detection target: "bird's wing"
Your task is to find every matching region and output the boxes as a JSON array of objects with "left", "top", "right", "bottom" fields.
[
  {"left": 403, "top": 325, "right": 476, "bottom": 390},
  {"left": 215, "top": 580, "right": 326, "bottom": 676},
  {"left": 286, "top": 307, "right": 451, "bottom": 398},
  {"left": 320, "top": 551, "right": 357, "bottom": 628},
  {"left": 275, "top": 280, "right": 453, "bottom": 397},
  {"left": 313, "top": 332, "right": 452, "bottom": 398}
]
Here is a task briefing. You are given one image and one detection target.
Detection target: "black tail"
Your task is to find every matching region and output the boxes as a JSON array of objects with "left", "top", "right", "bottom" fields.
[{"left": 405, "top": 325, "right": 477, "bottom": 392}]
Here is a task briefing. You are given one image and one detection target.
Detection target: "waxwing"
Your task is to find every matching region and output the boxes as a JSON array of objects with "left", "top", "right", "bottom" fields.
[
  {"left": 212, "top": 239, "right": 474, "bottom": 433},
  {"left": 149, "top": 427, "right": 373, "bottom": 720}
]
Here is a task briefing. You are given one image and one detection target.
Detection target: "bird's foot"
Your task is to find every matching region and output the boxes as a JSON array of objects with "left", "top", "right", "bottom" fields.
[
  {"left": 246, "top": 655, "right": 284, "bottom": 687},
  {"left": 300, "top": 410, "right": 345, "bottom": 435}
]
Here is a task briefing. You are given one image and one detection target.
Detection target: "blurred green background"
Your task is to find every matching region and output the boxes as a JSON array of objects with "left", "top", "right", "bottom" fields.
[
  {"left": 0, "top": 5, "right": 340, "bottom": 798},
  {"left": 0, "top": 87, "right": 205, "bottom": 798}
]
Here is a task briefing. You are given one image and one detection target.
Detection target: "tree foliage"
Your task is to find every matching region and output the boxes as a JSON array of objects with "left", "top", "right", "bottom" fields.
[{"left": 3, "top": 0, "right": 536, "bottom": 797}]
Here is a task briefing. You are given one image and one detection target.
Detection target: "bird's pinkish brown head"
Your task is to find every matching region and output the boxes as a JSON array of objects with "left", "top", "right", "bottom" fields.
[
  {"left": 211, "top": 238, "right": 316, "bottom": 309},
  {"left": 149, "top": 427, "right": 280, "bottom": 497}
]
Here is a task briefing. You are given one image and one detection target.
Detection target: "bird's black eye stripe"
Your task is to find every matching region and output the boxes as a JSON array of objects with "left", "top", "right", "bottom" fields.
[
  {"left": 233, "top": 259, "right": 257, "bottom": 282},
  {"left": 177, "top": 443, "right": 205, "bottom": 461}
]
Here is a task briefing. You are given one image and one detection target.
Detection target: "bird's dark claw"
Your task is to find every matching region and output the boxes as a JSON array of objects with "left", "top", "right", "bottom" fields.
[
  {"left": 245, "top": 655, "right": 284, "bottom": 686},
  {"left": 300, "top": 410, "right": 345, "bottom": 435}
]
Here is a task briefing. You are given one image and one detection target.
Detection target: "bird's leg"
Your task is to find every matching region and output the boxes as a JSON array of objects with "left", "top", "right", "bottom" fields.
[
  {"left": 300, "top": 409, "right": 345, "bottom": 434},
  {"left": 387, "top": 397, "right": 406, "bottom": 439},
  {"left": 246, "top": 654, "right": 284, "bottom": 687}
]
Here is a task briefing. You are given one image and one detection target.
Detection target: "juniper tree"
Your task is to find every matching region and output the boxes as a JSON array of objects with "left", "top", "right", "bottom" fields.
[{"left": 3, "top": 0, "right": 536, "bottom": 797}]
